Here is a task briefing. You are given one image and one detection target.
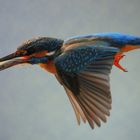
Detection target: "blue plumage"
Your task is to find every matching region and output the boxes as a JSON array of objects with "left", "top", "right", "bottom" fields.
[
  {"left": 1, "top": 32, "right": 140, "bottom": 129},
  {"left": 55, "top": 45, "right": 119, "bottom": 73},
  {"left": 28, "top": 56, "right": 49, "bottom": 64},
  {"left": 65, "top": 32, "right": 140, "bottom": 47}
]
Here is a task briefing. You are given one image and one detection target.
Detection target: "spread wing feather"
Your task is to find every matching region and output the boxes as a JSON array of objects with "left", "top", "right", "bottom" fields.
[{"left": 54, "top": 42, "right": 119, "bottom": 129}]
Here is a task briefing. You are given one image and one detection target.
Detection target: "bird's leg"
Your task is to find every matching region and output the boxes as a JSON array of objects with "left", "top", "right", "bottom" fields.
[{"left": 114, "top": 53, "right": 128, "bottom": 72}]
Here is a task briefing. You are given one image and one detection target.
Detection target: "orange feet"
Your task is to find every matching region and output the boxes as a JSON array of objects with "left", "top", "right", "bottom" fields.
[{"left": 114, "top": 53, "right": 128, "bottom": 72}]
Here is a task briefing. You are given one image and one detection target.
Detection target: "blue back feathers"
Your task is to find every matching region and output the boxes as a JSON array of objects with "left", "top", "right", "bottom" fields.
[{"left": 66, "top": 33, "right": 140, "bottom": 47}]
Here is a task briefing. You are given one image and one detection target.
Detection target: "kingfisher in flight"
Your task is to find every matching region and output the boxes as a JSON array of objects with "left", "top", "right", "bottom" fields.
[{"left": 0, "top": 32, "right": 140, "bottom": 129}]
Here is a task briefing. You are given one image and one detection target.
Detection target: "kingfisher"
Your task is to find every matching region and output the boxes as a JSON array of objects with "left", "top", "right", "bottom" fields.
[{"left": 0, "top": 32, "right": 140, "bottom": 129}]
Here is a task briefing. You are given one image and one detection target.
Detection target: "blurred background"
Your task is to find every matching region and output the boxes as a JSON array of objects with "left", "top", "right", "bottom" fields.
[{"left": 0, "top": 0, "right": 140, "bottom": 140}]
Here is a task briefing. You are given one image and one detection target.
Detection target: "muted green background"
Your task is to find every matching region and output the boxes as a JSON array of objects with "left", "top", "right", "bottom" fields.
[{"left": 0, "top": 0, "right": 140, "bottom": 140}]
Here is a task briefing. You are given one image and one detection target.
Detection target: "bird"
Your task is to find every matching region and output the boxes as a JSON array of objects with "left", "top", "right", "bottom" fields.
[{"left": 0, "top": 32, "right": 140, "bottom": 129}]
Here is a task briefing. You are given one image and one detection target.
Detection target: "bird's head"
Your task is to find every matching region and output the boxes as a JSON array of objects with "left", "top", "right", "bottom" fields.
[{"left": 0, "top": 37, "right": 63, "bottom": 71}]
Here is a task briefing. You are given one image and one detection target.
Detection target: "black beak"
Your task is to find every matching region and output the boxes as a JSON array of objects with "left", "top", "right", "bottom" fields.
[
  {"left": 0, "top": 52, "right": 29, "bottom": 71},
  {"left": 0, "top": 52, "right": 18, "bottom": 62}
]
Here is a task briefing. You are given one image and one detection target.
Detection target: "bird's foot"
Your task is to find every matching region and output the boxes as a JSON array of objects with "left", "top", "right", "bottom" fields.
[{"left": 114, "top": 53, "right": 128, "bottom": 72}]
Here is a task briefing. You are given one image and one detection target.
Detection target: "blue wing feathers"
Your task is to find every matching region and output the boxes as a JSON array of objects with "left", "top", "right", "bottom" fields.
[
  {"left": 55, "top": 46, "right": 119, "bottom": 73},
  {"left": 56, "top": 32, "right": 140, "bottom": 74}
]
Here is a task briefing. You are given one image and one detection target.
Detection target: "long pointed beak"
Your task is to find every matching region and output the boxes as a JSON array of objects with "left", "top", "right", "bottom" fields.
[{"left": 0, "top": 53, "right": 29, "bottom": 71}]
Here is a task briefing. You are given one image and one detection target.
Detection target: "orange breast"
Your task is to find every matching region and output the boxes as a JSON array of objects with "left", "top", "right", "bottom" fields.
[{"left": 39, "top": 61, "right": 57, "bottom": 74}]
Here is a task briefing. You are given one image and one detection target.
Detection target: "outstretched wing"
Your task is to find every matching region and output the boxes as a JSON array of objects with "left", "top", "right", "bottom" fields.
[{"left": 54, "top": 43, "right": 119, "bottom": 129}]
